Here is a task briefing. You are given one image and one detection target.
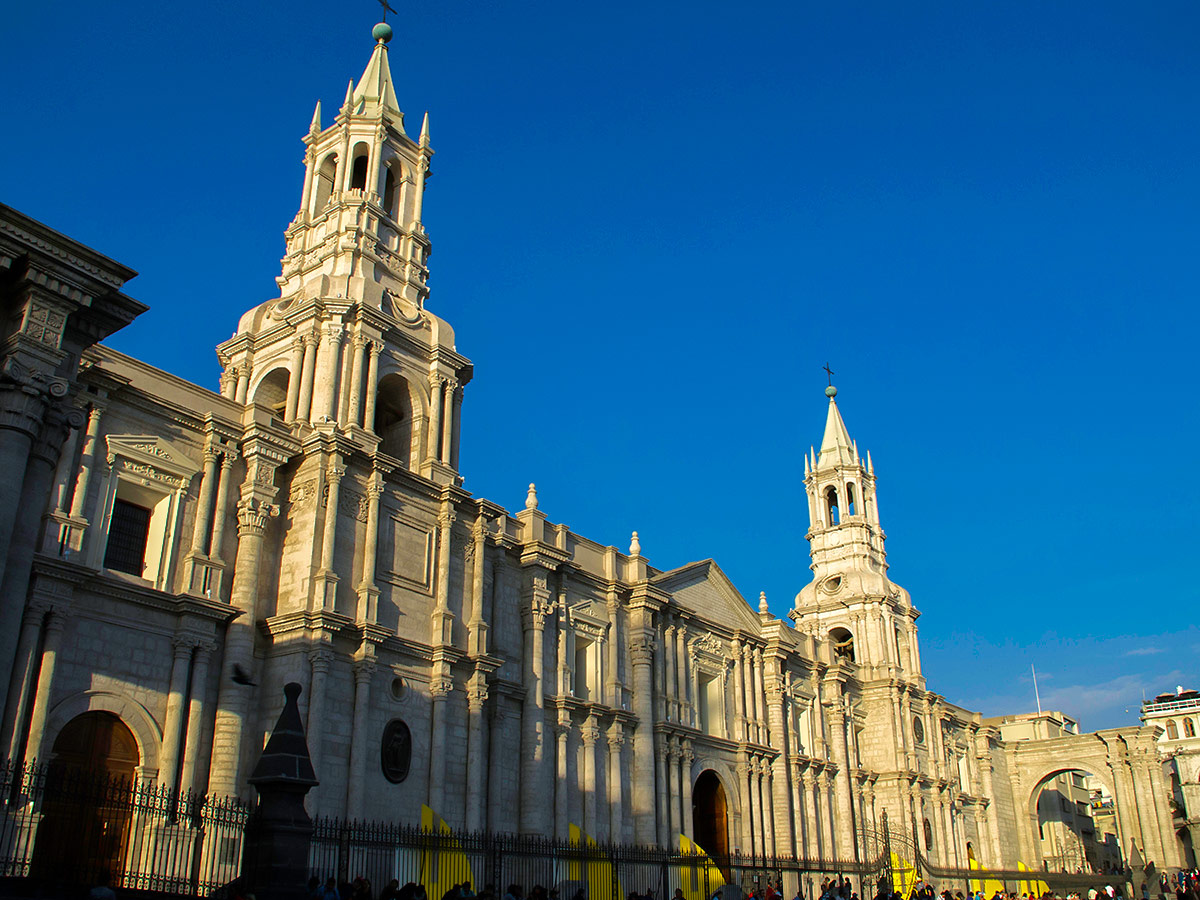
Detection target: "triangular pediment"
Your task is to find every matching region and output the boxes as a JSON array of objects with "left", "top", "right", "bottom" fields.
[
  {"left": 651, "top": 559, "right": 761, "bottom": 631},
  {"left": 105, "top": 434, "right": 200, "bottom": 478}
]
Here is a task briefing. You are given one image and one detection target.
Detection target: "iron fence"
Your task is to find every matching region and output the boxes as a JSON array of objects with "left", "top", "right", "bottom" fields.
[
  {"left": 0, "top": 759, "right": 248, "bottom": 896},
  {"left": 309, "top": 819, "right": 887, "bottom": 900}
]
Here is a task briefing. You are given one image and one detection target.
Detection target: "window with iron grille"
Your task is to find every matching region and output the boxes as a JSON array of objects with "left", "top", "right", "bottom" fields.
[{"left": 103, "top": 499, "right": 151, "bottom": 575}]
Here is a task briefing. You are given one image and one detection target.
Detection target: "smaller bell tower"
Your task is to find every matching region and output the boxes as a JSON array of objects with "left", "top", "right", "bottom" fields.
[{"left": 792, "top": 384, "right": 922, "bottom": 681}]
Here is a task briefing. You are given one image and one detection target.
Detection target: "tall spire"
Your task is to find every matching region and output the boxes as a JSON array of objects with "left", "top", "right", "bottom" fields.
[
  {"left": 817, "top": 385, "right": 855, "bottom": 469},
  {"left": 352, "top": 23, "right": 405, "bottom": 129}
]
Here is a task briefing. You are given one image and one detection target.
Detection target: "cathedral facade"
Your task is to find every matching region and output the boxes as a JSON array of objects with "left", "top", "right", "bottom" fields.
[{"left": 0, "top": 24, "right": 1183, "bottom": 879}]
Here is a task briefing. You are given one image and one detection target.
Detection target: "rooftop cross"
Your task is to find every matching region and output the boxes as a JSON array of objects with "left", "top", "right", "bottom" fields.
[
  {"left": 377, "top": 0, "right": 397, "bottom": 21},
  {"left": 823, "top": 362, "right": 834, "bottom": 386}
]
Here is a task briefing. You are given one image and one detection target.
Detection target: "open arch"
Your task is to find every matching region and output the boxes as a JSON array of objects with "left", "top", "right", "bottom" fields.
[
  {"left": 1026, "top": 766, "right": 1122, "bottom": 875},
  {"left": 44, "top": 689, "right": 162, "bottom": 777},
  {"left": 829, "top": 626, "right": 855, "bottom": 662},
  {"left": 825, "top": 486, "right": 840, "bottom": 525},
  {"left": 251, "top": 365, "right": 290, "bottom": 420},
  {"left": 314, "top": 153, "right": 339, "bottom": 211},
  {"left": 32, "top": 711, "right": 140, "bottom": 882},
  {"left": 846, "top": 482, "right": 857, "bottom": 515},
  {"left": 349, "top": 142, "right": 371, "bottom": 191},
  {"left": 374, "top": 373, "right": 420, "bottom": 468},
  {"left": 693, "top": 769, "right": 729, "bottom": 866}
]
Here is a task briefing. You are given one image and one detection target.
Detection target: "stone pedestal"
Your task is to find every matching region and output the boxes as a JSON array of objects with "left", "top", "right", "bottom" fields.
[{"left": 243, "top": 682, "right": 319, "bottom": 900}]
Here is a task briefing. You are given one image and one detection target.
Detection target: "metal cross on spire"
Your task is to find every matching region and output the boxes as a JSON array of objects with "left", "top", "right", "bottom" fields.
[
  {"left": 377, "top": 0, "right": 397, "bottom": 21},
  {"left": 823, "top": 362, "right": 835, "bottom": 386}
]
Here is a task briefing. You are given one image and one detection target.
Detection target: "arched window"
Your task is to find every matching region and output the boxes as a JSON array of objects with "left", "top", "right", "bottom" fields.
[
  {"left": 349, "top": 142, "right": 370, "bottom": 191},
  {"left": 1186, "top": 718, "right": 1196, "bottom": 738},
  {"left": 314, "top": 153, "right": 339, "bottom": 210},
  {"left": 846, "top": 482, "right": 857, "bottom": 516},
  {"left": 383, "top": 165, "right": 398, "bottom": 217},
  {"left": 829, "top": 626, "right": 855, "bottom": 663},
  {"left": 252, "top": 367, "right": 290, "bottom": 421},
  {"left": 825, "top": 486, "right": 840, "bottom": 525},
  {"left": 1167, "top": 719, "right": 1179, "bottom": 740},
  {"left": 374, "top": 374, "right": 417, "bottom": 468}
]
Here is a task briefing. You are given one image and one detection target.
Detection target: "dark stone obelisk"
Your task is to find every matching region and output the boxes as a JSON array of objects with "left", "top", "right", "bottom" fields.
[{"left": 243, "top": 682, "right": 319, "bottom": 900}]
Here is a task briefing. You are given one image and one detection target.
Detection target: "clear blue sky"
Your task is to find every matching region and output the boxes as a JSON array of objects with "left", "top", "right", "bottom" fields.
[{"left": 4, "top": 1, "right": 1197, "bottom": 730}]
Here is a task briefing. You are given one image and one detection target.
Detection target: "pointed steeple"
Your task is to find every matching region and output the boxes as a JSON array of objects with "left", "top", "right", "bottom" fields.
[
  {"left": 341, "top": 79, "right": 355, "bottom": 115},
  {"left": 309, "top": 100, "right": 322, "bottom": 135},
  {"left": 419, "top": 111, "right": 430, "bottom": 147},
  {"left": 817, "top": 385, "right": 855, "bottom": 469},
  {"left": 351, "top": 26, "right": 405, "bottom": 129}
]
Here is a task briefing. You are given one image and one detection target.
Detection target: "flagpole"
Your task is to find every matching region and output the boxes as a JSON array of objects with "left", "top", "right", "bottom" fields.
[{"left": 1032, "top": 664, "right": 1042, "bottom": 715}]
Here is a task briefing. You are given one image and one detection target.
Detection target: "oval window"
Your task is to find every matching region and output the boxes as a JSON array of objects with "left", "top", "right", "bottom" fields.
[
  {"left": 381, "top": 718, "right": 412, "bottom": 784},
  {"left": 912, "top": 716, "right": 925, "bottom": 745}
]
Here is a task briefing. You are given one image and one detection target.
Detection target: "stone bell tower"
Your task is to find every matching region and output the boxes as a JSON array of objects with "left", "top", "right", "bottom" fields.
[
  {"left": 216, "top": 22, "right": 470, "bottom": 485},
  {"left": 791, "top": 384, "right": 921, "bottom": 682}
]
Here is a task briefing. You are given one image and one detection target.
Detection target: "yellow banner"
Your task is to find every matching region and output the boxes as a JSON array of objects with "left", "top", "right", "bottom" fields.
[
  {"left": 890, "top": 851, "right": 918, "bottom": 897},
  {"left": 677, "top": 835, "right": 726, "bottom": 900},
  {"left": 568, "top": 823, "right": 623, "bottom": 900},
  {"left": 967, "top": 857, "right": 1006, "bottom": 896},
  {"left": 420, "top": 805, "right": 475, "bottom": 899}
]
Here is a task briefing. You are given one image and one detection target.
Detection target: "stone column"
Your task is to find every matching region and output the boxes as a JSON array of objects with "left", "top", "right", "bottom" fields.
[
  {"left": 209, "top": 482, "right": 278, "bottom": 798},
  {"left": 819, "top": 770, "right": 835, "bottom": 859},
  {"left": 977, "top": 754, "right": 1003, "bottom": 866},
  {"left": 767, "top": 684, "right": 794, "bottom": 854},
  {"left": 180, "top": 641, "right": 214, "bottom": 795},
  {"left": 657, "top": 734, "right": 672, "bottom": 845},
  {"left": 681, "top": 740, "right": 694, "bottom": 839},
  {"left": 190, "top": 446, "right": 220, "bottom": 555},
  {"left": 487, "top": 705, "right": 513, "bottom": 833},
  {"left": 754, "top": 759, "right": 768, "bottom": 859},
  {"left": 764, "top": 762, "right": 776, "bottom": 856},
  {"left": 753, "top": 649, "right": 767, "bottom": 743},
  {"left": 744, "top": 648, "right": 759, "bottom": 741},
  {"left": 314, "top": 461, "right": 344, "bottom": 610},
  {"left": 427, "top": 666, "right": 452, "bottom": 816},
  {"left": 654, "top": 628, "right": 668, "bottom": 720},
  {"left": 304, "top": 646, "right": 332, "bottom": 808},
  {"left": 738, "top": 759, "right": 755, "bottom": 857},
  {"left": 295, "top": 332, "right": 318, "bottom": 423},
  {"left": 825, "top": 702, "right": 857, "bottom": 859},
  {"left": 346, "top": 654, "right": 376, "bottom": 819},
  {"left": 675, "top": 623, "right": 689, "bottom": 724},
  {"left": 314, "top": 325, "right": 343, "bottom": 422},
  {"left": 24, "top": 606, "right": 66, "bottom": 760},
  {"left": 607, "top": 723, "right": 625, "bottom": 842},
  {"left": 583, "top": 716, "right": 600, "bottom": 837},
  {"left": 0, "top": 405, "right": 76, "bottom": 708},
  {"left": 465, "top": 673, "right": 489, "bottom": 832},
  {"left": 345, "top": 338, "right": 366, "bottom": 427},
  {"left": 663, "top": 622, "right": 677, "bottom": 720},
  {"left": 235, "top": 364, "right": 251, "bottom": 404},
  {"left": 733, "top": 637, "right": 747, "bottom": 741},
  {"left": 284, "top": 337, "right": 304, "bottom": 423},
  {"left": 467, "top": 514, "right": 488, "bottom": 656},
  {"left": 426, "top": 375, "right": 443, "bottom": 462},
  {"left": 431, "top": 505, "right": 455, "bottom": 645},
  {"left": 554, "top": 716, "right": 569, "bottom": 839},
  {"left": 440, "top": 379, "right": 455, "bottom": 464},
  {"left": 158, "top": 638, "right": 195, "bottom": 791},
  {"left": 519, "top": 580, "right": 551, "bottom": 835},
  {"left": 606, "top": 594, "right": 621, "bottom": 704},
  {"left": 356, "top": 475, "right": 383, "bottom": 624},
  {"left": 48, "top": 417, "right": 80, "bottom": 517},
  {"left": 362, "top": 342, "right": 381, "bottom": 433},
  {"left": 802, "top": 769, "right": 819, "bottom": 859},
  {"left": 336, "top": 333, "right": 355, "bottom": 425},
  {"left": 449, "top": 385, "right": 462, "bottom": 471},
  {"left": 0, "top": 602, "right": 46, "bottom": 760},
  {"left": 630, "top": 635, "right": 657, "bottom": 844},
  {"left": 0, "top": 376, "right": 53, "bottom": 589},
  {"left": 1146, "top": 749, "right": 1181, "bottom": 868},
  {"left": 209, "top": 448, "right": 237, "bottom": 564}
]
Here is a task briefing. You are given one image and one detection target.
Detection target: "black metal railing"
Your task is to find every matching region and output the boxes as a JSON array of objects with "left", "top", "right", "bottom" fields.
[
  {"left": 0, "top": 759, "right": 248, "bottom": 896},
  {"left": 310, "top": 820, "right": 887, "bottom": 900}
]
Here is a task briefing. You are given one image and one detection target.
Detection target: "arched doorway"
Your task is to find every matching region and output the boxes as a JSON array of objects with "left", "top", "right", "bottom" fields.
[
  {"left": 1027, "top": 767, "right": 1123, "bottom": 875},
  {"left": 693, "top": 770, "right": 729, "bottom": 861},
  {"left": 374, "top": 373, "right": 417, "bottom": 468},
  {"left": 32, "top": 711, "right": 140, "bottom": 883}
]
